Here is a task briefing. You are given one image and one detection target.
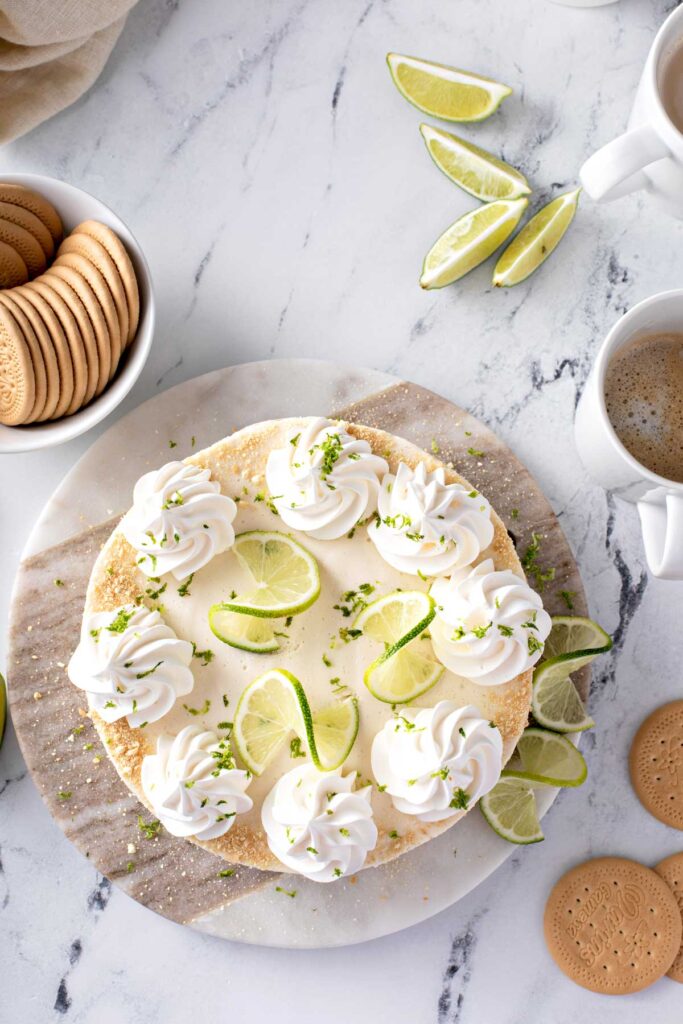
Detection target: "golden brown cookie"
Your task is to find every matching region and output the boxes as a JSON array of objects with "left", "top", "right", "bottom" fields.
[
  {"left": 0, "top": 201, "right": 54, "bottom": 260},
  {"left": 0, "top": 302, "right": 35, "bottom": 425},
  {"left": 3, "top": 287, "right": 61, "bottom": 421},
  {"left": 0, "top": 217, "right": 46, "bottom": 278},
  {"left": 74, "top": 220, "right": 139, "bottom": 344},
  {"left": 53, "top": 250, "right": 122, "bottom": 378},
  {"left": 0, "top": 240, "right": 28, "bottom": 288},
  {"left": 25, "top": 279, "right": 88, "bottom": 415},
  {"left": 630, "top": 701, "right": 683, "bottom": 830},
  {"left": 544, "top": 856, "right": 682, "bottom": 994},
  {"left": 0, "top": 291, "right": 47, "bottom": 422},
  {"left": 655, "top": 852, "right": 683, "bottom": 982},
  {"left": 46, "top": 265, "right": 111, "bottom": 395},
  {"left": 37, "top": 272, "right": 99, "bottom": 405},
  {"left": 0, "top": 183, "right": 63, "bottom": 244},
  {"left": 58, "top": 232, "right": 130, "bottom": 348},
  {"left": 16, "top": 285, "right": 74, "bottom": 420}
]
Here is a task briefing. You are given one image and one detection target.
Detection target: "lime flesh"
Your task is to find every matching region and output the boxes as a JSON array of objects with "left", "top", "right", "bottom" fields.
[
  {"left": 224, "top": 531, "right": 320, "bottom": 618},
  {"left": 480, "top": 776, "right": 544, "bottom": 844},
  {"left": 503, "top": 727, "right": 587, "bottom": 787},
  {"left": 493, "top": 188, "right": 581, "bottom": 287},
  {"left": 420, "top": 124, "right": 530, "bottom": 201},
  {"left": 388, "top": 53, "right": 512, "bottom": 122},
  {"left": 209, "top": 605, "right": 280, "bottom": 653}
]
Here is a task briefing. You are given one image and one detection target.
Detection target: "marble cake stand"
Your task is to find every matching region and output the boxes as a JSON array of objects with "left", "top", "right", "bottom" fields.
[{"left": 7, "top": 359, "right": 589, "bottom": 948}]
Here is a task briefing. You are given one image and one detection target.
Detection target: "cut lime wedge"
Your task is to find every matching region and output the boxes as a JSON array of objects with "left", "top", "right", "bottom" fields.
[
  {"left": 480, "top": 776, "right": 544, "bottom": 844},
  {"left": 223, "top": 531, "right": 320, "bottom": 618},
  {"left": 209, "top": 605, "right": 280, "bottom": 653},
  {"left": 387, "top": 53, "right": 512, "bottom": 122},
  {"left": 532, "top": 660, "right": 595, "bottom": 733},
  {"left": 233, "top": 668, "right": 359, "bottom": 775},
  {"left": 420, "top": 124, "right": 531, "bottom": 201},
  {"left": 543, "top": 615, "right": 612, "bottom": 662},
  {"left": 420, "top": 198, "right": 527, "bottom": 289},
  {"left": 354, "top": 590, "right": 435, "bottom": 654},
  {"left": 503, "top": 727, "right": 587, "bottom": 787},
  {"left": 493, "top": 188, "right": 581, "bottom": 287}
]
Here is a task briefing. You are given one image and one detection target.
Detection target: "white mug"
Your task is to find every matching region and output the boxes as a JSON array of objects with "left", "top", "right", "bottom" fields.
[
  {"left": 575, "top": 290, "right": 683, "bottom": 581},
  {"left": 580, "top": 5, "right": 683, "bottom": 217}
]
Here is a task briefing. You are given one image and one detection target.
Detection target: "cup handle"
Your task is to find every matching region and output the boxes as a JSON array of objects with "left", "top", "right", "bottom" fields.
[
  {"left": 637, "top": 492, "right": 683, "bottom": 580},
  {"left": 580, "top": 125, "right": 671, "bottom": 202}
]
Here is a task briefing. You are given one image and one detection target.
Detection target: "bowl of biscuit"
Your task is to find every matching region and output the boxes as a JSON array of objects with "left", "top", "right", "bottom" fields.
[{"left": 0, "top": 173, "right": 154, "bottom": 453}]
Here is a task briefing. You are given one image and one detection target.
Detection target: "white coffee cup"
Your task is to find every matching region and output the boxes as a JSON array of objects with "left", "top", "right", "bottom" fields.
[
  {"left": 580, "top": 5, "right": 683, "bottom": 217},
  {"left": 575, "top": 290, "right": 683, "bottom": 581}
]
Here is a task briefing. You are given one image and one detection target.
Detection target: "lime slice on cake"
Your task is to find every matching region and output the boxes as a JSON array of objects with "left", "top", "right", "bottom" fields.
[
  {"left": 503, "top": 727, "right": 587, "bottom": 787},
  {"left": 224, "top": 531, "right": 320, "bottom": 617},
  {"left": 493, "top": 188, "right": 581, "bottom": 287},
  {"left": 530, "top": 615, "right": 611, "bottom": 733},
  {"left": 387, "top": 53, "right": 512, "bottom": 122},
  {"left": 420, "top": 198, "right": 527, "bottom": 290},
  {"left": 480, "top": 776, "right": 544, "bottom": 844},
  {"left": 354, "top": 591, "right": 443, "bottom": 703},
  {"left": 233, "top": 668, "right": 359, "bottom": 775},
  {"left": 420, "top": 125, "right": 531, "bottom": 201},
  {"left": 209, "top": 607, "right": 280, "bottom": 654}
]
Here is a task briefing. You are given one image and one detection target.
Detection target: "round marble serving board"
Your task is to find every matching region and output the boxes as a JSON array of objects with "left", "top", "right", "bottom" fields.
[{"left": 7, "top": 359, "right": 589, "bottom": 949}]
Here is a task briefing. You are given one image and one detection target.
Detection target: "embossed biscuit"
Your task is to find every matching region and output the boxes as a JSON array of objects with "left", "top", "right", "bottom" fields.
[
  {"left": 74, "top": 220, "right": 139, "bottom": 345},
  {"left": 16, "top": 284, "right": 74, "bottom": 420},
  {"left": 0, "top": 217, "right": 46, "bottom": 278},
  {"left": 54, "top": 250, "right": 122, "bottom": 378},
  {"left": 0, "top": 291, "right": 47, "bottom": 422},
  {"left": 25, "top": 279, "right": 88, "bottom": 416},
  {"left": 0, "top": 302, "right": 35, "bottom": 425},
  {"left": 57, "top": 232, "right": 129, "bottom": 348},
  {"left": 0, "top": 183, "right": 63, "bottom": 244},
  {"left": 655, "top": 852, "right": 683, "bottom": 983},
  {"left": 630, "top": 701, "right": 683, "bottom": 830},
  {"left": 0, "top": 200, "right": 54, "bottom": 260},
  {"left": 544, "top": 856, "right": 682, "bottom": 994},
  {"left": 0, "top": 239, "right": 28, "bottom": 288},
  {"left": 1, "top": 287, "right": 60, "bottom": 421},
  {"left": 46, "top": 265, "right": 111, "bottom": 395}
]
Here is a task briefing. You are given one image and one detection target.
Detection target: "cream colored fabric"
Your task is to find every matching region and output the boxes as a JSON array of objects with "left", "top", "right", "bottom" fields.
[{"left": 0, "top": 1, "right": 139, "bottom": 144}]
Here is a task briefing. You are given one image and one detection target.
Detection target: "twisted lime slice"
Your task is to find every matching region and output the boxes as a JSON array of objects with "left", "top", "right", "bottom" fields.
[
  {"left": 387, "top": 53, "right": 512, "bottom": 122},
  {"left": 233, "top": 669, "right": 359, "bottom": 775},
  {"left": 493, "top": 188, "right": 581, "bottom": 287},
  {"left": 480, "top": 776, "right": 544, "bottom": 844},
  {"left": 420, "top": 198, "right": 527, "bottom": 289},
  {"left": 223, "top": 531, "right": 320, "bottom": 617},
  {"left": 503, "top": 727, "right": 587, "bottom": 787},
  {"left": 209, "top": 607, "right": 280, "bottom": 654},
  {"left": 420, "top": 124, "right": 531, "bottom": 201},
  {"left": 531, "top": 615, "right": 612, "bottom": 732}
]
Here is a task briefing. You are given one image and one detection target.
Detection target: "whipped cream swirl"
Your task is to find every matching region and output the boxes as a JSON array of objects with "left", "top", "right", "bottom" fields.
[
  {"left": 121, "top": 461, "right": 237, "bottom": 579},
  {"left": 141, "top": 725, "right": 252, "bottom": 840},
  {"left": 371, "top": 701, "right": 503, "bottom": 823},
  {"left": 262, "top": 764, "right": 377, "bottom": 882},
  {"left": 68, "top": 605, "right": 194, "bottom": 727},
  {"left": 266, "top": 419, "right": 388, "bottom": 540},
  {"left": 430, "top": 559, "right": 551, "bottom": 686},
  {"left": 369, "top": 462, "right": 494, "bottom": 576}
]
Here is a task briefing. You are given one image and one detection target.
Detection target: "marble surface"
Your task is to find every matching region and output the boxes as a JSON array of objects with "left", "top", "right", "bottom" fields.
[
  {"left": 0, "top": 0, "right": 682, "bottom": 1018},
  {"left": 6, "top": 363, "right": 589, "bottom": 947}
]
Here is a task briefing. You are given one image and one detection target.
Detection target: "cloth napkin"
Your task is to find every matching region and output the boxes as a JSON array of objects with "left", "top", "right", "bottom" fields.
[{"left": 0, "top": 0, "right": 139, "bottom": 145}]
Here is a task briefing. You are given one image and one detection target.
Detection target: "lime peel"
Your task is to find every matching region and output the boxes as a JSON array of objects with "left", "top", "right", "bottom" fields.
[
  {"left": 480, "top": 776, "right": 544, "bottom": 844},
  {"left": 223, "top": 531, "right": 320, "bottom": 618},
  {"left": 503, "top": 727, "right": 587, "bottom": 788},
  {"left": 420, "top": 124, "right": 531, "bottom": 202},
  {"left": 493, "top": 188, "right": 581, "bottom": 288},
  {"left": 387, "top": 52, "right": 512, "bottom": 123}
]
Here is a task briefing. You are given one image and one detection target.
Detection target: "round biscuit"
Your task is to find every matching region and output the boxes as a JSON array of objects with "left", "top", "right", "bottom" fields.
[
  {"left": 74, "top": 220, "right": 139, "bottom": 344},
  {"left": 544, "top": 856, "right": 682, "bottom": 994},
  {"left": 0, "top": 302, "right": 35, "bottom": 425},
  {"left": 630, "top": 701, "right": 683, "bottom": 830},
  {"left": 0, "top": 200, "right": 54, "bottom": 260},
  {"left": 0, "top": 183, "right": 63, "bottom": 243},
  {"left": 57, "top": 232, "right": 129, "bottom": 347},
  {"left": 16, "top": 284, "right": 74, "bottom": 420},
  {"left": 4, "top": 286, "right": 61, "bottom": 420},
  {"left": 53, "top": 250, "right": 122, "bottom": 377},
  {"left": 655, "top": 852, "right": 683, "bottom": 982},
  {"left": 0, "top": 240, "right": 28, "bottom": 288},
  {"left": 25, "top": 279, "right": 88, "bottom": 415},
  {"left": 0, "top": 217, "right": 46, "bottom": 277},
  {"left": 46, "top": 264, "right": 111, "bottom": 394},
  {"left": 0, "top": 291, "right": 47, "bottom": 422}
]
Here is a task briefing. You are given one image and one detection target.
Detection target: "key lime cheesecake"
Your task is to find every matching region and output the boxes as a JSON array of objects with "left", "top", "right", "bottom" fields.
[{"left": 68, "top": 418, "right": 550, "bottom": 883}]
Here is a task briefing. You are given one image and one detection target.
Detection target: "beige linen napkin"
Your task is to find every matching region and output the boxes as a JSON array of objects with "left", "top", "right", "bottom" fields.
[{"left": 0, "top": 0, "right": 139, "bottom": 144}]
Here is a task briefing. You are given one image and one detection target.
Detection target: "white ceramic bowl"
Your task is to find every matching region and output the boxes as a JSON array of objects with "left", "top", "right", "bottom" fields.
[{"left": 0, "top": 173, "right": 154, "bottom": 453}]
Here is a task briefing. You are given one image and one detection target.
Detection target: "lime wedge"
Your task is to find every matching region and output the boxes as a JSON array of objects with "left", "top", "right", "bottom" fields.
[
  {"left": 354, "top": 590, "right": 435, "bottom": 654},
  {"left": 532, "top": 661, "right": 595, "bottom": 733},
  {"left": 493, "top": 188, "right": 581, "bottom": 287},
  {"left": 542, "top": 615, "right": 612, "bottom": 662},
  {"left": 233, "top": 668, "right": 359, "bottom": 775},
  {"left": 0, "top": 673, "right": 6, "bottom": 750},
  {"left": 354, "top": 591, "right": 442, "bottom": 703},
  {"left": 365, "top": 645, "right": 443, "bottom": 704},
  {"left": 480, "top": 776, "right": 544, "bottom": 844},
  {"left": 223, "top": 531, "right": 320, "bottom": 618},
  {"left": 503, "top": 727, "right": 587, "bottom": 787},
  {"left": 209, "top": 605, "right": 280, "bottom": 653},
  {"left": 420, "top": 124, "right": 531, "bottom": 201},
  {"left": 387, "top": 53, "right": 512, "bottom": 122},
  {"left": 420, "top": 198, "right": 527, "bottom": 289}
]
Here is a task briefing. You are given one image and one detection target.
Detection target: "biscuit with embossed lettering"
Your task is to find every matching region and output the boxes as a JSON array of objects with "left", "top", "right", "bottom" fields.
[
  {"left": 630, "top": 701, "right": 683, "bottom": 830},
  {"left": 544, "top": 856, "right": 682, "bottom": 994},
  {"left": 655, "top": 852, "right": 683, "bottom": 982}
]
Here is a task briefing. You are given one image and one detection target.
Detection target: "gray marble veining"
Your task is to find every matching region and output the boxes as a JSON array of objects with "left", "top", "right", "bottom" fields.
[{"left": 1, "top": 0, "right": 682, "bottom": 1020}]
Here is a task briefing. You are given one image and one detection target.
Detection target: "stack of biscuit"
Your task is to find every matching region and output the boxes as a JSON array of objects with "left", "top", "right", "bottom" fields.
[{"left": 0, "top": 182, "right": 140, "bottom": 427}]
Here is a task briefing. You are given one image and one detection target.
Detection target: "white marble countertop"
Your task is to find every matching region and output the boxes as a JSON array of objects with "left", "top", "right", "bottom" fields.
[{"left": 1, "top": 0, "right": 682, "bottom": 1020}]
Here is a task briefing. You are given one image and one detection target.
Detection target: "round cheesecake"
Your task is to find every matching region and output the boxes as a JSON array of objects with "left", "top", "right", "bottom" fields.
[{"left": 69, "top": 417, "right": 546, "bottom": 878}]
